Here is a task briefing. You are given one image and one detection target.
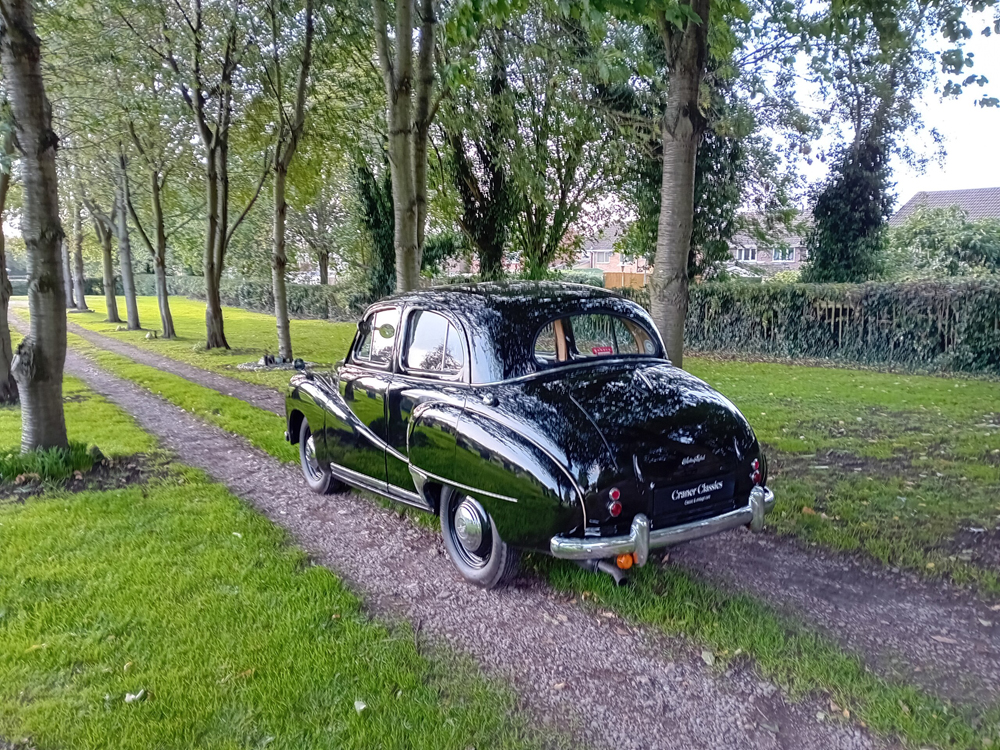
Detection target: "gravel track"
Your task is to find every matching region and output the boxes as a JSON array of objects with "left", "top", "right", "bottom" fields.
[
  {"left": 673, "top": 529, "right": 1000, "bottom": 706},
  {"left": 57, "top": 315, "right": 285, "bottom": 414},
  {"left": 51, "top": 310, "right": 1000, "bottom": 710},
  {"left": 38, "top": 322, "right": 882, "bottom": 750}
]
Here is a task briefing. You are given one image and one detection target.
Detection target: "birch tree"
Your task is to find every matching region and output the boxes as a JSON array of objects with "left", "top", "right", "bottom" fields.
[
  {"left": 372, "top": 0, "right": 438, "bottom": 291},
  {"left": 261, "top": 0, "right": 314, "bottom": 361},
  {"left": 1, "top": 0, "right": 68, "bottom": 450},
  {"left": 0, "top": 121, "right": 18, "bottom": 404}
]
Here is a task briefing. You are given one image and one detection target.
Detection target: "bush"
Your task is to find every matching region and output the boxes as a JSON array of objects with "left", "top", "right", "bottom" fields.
[
  {"left": 685, "top": 280, "right": 1000, "bottom": 374},
  {"left": 0, "top": 442, "right": 97, "bottom": 483},
  {"left": 556, "top": 269, "right": 605, "bottom": 287},
  {"left": 86, "top": 275, "right": 359, "bottom": 321}
]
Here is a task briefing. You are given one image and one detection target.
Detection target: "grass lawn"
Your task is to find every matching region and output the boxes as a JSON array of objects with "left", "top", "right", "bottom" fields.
[
  {"left": 44, "top": 296, "right": 1000, "bottom": 747},
  {"left": 66, "top": 295, "right": 355, "bottom": 390},
  {"left": 688, "top": 359, "right": 1000, "bottom": 592},
  {"left": 0, "top": 383, "right": 546, "bottom": 750},
  {"left": 57, "top": 294, "right": 1000, "bottom": 592}
]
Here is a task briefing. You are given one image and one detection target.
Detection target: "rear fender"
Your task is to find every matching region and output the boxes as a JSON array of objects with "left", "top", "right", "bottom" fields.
[{"left": 413, "top": 406, "right": 583, "bottom": 551}]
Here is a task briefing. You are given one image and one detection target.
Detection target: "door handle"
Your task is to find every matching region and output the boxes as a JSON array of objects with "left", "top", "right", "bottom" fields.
[{"left": 481, "top": 393, "right": 497, "bottom": 406}]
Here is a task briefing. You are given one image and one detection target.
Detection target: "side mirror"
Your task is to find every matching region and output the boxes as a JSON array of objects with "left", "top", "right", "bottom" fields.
[{"left": 293, "top": 358, "right": 306, "bottom": 371}]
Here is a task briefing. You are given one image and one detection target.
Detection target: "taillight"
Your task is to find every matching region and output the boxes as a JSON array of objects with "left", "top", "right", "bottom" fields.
[
  {"left": 608, "top": 487, "right": 622, "bottom": 517},
  {"left": 751, "top": 458, "right": 762, "bottom": 486}
]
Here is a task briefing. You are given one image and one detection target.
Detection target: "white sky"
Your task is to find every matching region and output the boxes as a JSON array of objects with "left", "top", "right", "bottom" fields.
[{"left": 796, "top": 12, "right": 1000, "bottom": 212}]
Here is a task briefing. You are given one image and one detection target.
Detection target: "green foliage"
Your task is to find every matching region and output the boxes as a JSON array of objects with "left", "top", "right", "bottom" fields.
[
  {"left": 0, "top": 443, "right": 94, "bottom": 483},
  {"left": 887, "top": 206, "right": 1000, "bottom": 279},
  {"left": 802, "top": 137, "right": 891, "bottom": 283},
  {"left": 621, "top": 279, "right": 1000, "bottom": 374},
  {"left": 355, "top": 158, "right": 397, "bottom": 302},
  {"left": 555, "top": 268, "right": 605, "bottom": 287}
]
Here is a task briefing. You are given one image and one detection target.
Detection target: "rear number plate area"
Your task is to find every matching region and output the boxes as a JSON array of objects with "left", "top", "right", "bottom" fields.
[{"left": 653, "top": 474, "right": 736, "bottom": 522}]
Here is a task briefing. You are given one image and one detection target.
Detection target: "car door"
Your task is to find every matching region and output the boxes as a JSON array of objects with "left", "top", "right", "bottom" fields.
[
  {"left": 328, "top": 306, "right": 400, "bottom": 488},
  {"left": 385, "top": 308, "right": 469, "bottom": 496}
]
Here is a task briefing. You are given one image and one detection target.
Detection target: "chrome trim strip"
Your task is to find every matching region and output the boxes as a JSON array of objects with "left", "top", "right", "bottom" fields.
[
  {"left": 550, "top": 487, "right": 775, "bottom": 563},
  {"left": 408, "top": 465, "right": 519, "bottom": 504},
  {"left": 328, "top": 461, "right": 428, "bottom": 510}
]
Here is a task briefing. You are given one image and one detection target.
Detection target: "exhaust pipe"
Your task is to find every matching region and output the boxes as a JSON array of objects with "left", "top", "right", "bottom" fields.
[{"left": 577, "top": 559, "right": 630, "bottom": 586}]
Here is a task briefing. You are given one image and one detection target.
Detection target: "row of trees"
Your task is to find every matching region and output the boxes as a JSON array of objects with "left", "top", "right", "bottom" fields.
[{"left": 0, "top": 0, "right": 995, "bottom": 452}]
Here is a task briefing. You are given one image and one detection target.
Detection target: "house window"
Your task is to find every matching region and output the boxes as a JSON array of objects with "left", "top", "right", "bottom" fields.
[
  {"left": 591, "top": 251, "right": 612, "bottom": 265},
  {"left": 772, "top": 246, "right": 794, "bottom": 262},
  {"left": 736, "top": 245, "right": 757, "bottom": 262}
]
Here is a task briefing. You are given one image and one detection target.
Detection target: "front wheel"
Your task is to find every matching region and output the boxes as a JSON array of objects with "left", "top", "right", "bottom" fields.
[
  {"left": 299, "top": 419, "right": 343, "bottom": 495},
  {"left": 440, "top": 488, "right": 518, "bottom": 589}
]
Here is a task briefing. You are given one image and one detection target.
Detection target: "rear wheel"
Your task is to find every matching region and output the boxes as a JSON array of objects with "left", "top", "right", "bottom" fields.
[
  {"left": 440, "top": 488, "right": 518, "bottom": 589},
  {"left": 299, "top": 419, "right": 342, "bottom": 495}
]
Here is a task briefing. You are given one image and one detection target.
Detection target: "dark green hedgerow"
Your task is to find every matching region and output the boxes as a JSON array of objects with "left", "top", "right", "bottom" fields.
[
  {"left": 621, "top": 280, "right": 1000, "bottom": 374},
  {"left": 88, "top": 275, "right": 360, "bottom": 321}
]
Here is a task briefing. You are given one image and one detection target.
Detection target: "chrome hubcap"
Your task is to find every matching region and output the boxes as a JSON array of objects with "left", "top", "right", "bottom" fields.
[
  {"left": 304, "top": 435, "right": 320, "bottom": 478},
  {"left": 454, "top": 500, "right": 484, "bottom": 552}
]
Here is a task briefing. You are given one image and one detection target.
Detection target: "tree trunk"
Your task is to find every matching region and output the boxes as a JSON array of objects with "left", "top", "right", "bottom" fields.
[
  {"left": 95, "top": 220, "right": 121, "bottom": 323},
  {"left": 649, "top": 0, "right": 710, "bottom": 369},
  {"left": 203, "top": 146, "right": 228, "bottom": 349},
  {"left": 116, "top": 165, "right": 141, "bottom": 330},
  {"left": 318, "top": 251, "right": 329, "bottom": 284},
  {"left": 1, "top": 0, "right": 68, "bottom": 450},
  {"left": 0, "top": 126, "right": 18, "bottom": 403},
  {"left": 153, "top": 254, "right": 174, "bottom": 340},
  {"left": 373, "top": 0, "right": 424, "bottom": 293},
  {"left": 62, "top": 240, "right": 74, "bottom": 308},
  {"left": 149, "top": 172, "right": 174, "bottom": 339},
  {"left": 72, "top": 201, "right": 87, "bottom": 310},
  {"left": 272, "top": 163, "right": 292, "bottom": 359}
]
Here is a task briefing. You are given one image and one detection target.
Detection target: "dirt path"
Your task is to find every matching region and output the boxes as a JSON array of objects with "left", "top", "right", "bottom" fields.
[
  {"left": 52, "top": 313, "right": 283, "bottom": 414},
  {"left": 672, "top": 528, "right": 1000, "bottom": 706},
  {"left": 51, "top": 309, "right": 1000, "bottom": 711},
  {"left": 40, "top": 325, "right": 880, "bottom": 749}
]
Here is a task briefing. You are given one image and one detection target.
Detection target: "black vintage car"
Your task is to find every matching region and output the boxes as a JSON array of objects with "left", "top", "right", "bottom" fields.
[{"left": 285, "top": 282, "right": 774, "bottom": 588}]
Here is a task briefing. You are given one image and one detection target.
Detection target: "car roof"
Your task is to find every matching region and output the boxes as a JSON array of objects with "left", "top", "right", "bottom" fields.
[{"left": 366, "top": 281, "right": 663, "bottom": 383}]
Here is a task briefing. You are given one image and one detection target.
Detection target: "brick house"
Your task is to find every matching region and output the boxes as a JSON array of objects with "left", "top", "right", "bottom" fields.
[{"left": 728, "top": 221, "right": 808, "bottom": 271}]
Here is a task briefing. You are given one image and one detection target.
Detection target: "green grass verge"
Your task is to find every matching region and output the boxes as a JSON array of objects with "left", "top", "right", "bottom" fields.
[
  {"left": 688, "top": 359, "right": 1000, "bottom": 593},
  {"left": 61, "top": 308, "right": 1000, "bottom": 748},
  {"left": 69, "top": 295, "right": 355, "bottom": 390},
  {"left": 541, "top": 558, "right": 1000, "bottom": 749},
  {"left": 0, "top": 465, "right": 546, "bottom": 750},
  {"left": 0, "top": 376, "right": 158, "bottom": 480},
  {"left": 65, "top": 294, "right": 1000, "bottom": 592},
  {"left": 67, "top": 331, "right": 296, "bottom": 463}
]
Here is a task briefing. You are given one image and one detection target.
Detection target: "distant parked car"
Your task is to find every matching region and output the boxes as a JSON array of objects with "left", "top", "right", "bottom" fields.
[{"left": 285, "top": 282, "right": 774, "bottom": 588}]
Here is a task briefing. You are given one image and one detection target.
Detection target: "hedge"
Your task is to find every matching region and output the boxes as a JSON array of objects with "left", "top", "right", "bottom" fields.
[
  {"left": 84, "top": 274, "right": 359, "bottom": 321},
  {"left": 622, "top": 281, "right": 1000, "bottom": 374},
  {"left": 38, "top": 273, "right": 1000, "bottom": 375}
]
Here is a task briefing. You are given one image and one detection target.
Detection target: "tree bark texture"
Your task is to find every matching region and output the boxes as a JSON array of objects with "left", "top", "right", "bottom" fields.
[
  {"left": 93, "top": 216, "right": 120, "bottom": 323},
  {"left": 373, "top": 0, "right": 435, "bottom": 292},
  {"left": 650, "top": 0, "right": 710, "bottom": 368},
  {"left": 1, "top": 0, "right": 69, "bottom": 450},
  {"left": 62, "top": 240, "right": 74, "bottom": 308},
  {"left": 269, "top": 0, "right": 313, "bottom": 361},
  {"left": 317, "top": 251, "right": 328, "bottom": 284},
  {"left": 272, "top": 165, "right": 292, "bottom": 359},
  {"left": 0, "top": 127, "right": 19, "bottom": 403},
  {"left": 72, "top": 200, "right": 88, "bottom": 310},
  {"left": 116, "top": 159, "right": 141, "bottom": 329},
  {"left": 124, "top": 160, "right": 175, "bottom": 339}
]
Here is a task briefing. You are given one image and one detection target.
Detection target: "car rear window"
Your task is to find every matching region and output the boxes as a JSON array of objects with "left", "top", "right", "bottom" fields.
[{"left": 534, "top": 312, "right": 658, "bottom": 366}]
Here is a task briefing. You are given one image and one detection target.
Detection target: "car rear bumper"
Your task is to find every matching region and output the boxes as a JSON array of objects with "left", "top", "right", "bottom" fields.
[{"left": 549, "top": 486, "right": 774, "bottom": 565}]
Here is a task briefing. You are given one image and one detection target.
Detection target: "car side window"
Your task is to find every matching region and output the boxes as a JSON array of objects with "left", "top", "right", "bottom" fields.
[
  {"left": 369, "top": 308, "right": 400, "bottom": 366},
  {"left": 405, "top": 310, "right": 465, "bottom": 376},
  {"left": 354, "top": 319, "right": 373, "bottom": 361}
]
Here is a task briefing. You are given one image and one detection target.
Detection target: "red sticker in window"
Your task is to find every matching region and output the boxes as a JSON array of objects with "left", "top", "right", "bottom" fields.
[{"left": 591, "top": 345, "right": 614, "bottom": 356}]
